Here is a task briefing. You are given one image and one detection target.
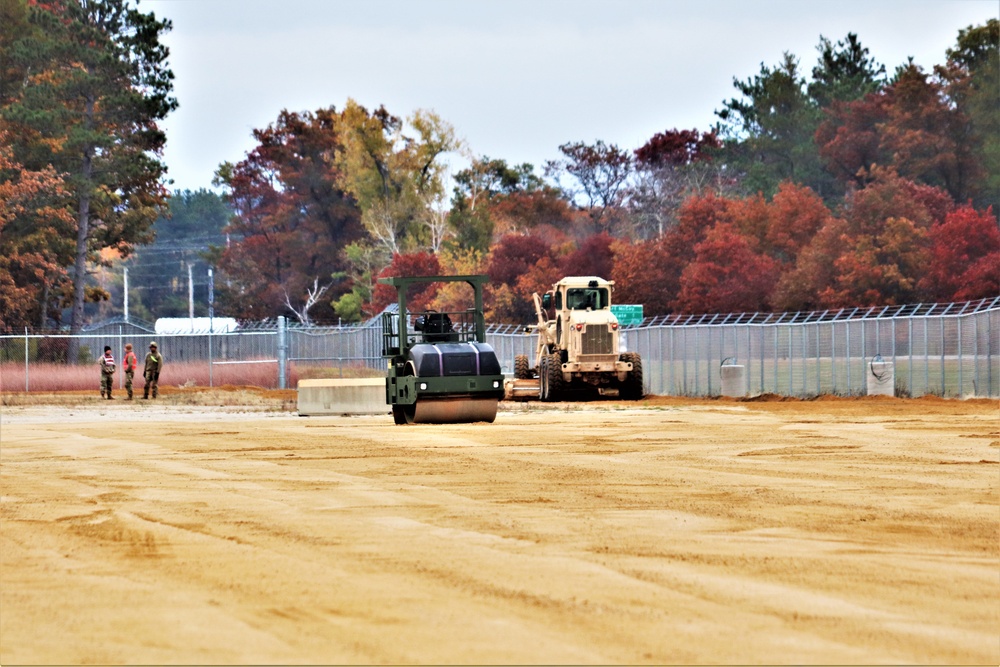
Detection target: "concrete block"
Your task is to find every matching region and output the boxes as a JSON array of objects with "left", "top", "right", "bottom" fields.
[
  {"left": 720, "top": 364, "right": 746, "bottom": 397},
  {"left": 866, "top": 361, "right": 895, "bottom": 396},
  {"left": 297, "top": 378, "right": 387, "bottom": 416}
]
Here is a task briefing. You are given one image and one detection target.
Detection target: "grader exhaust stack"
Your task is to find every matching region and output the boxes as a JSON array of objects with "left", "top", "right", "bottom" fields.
[{"left": 380, "top": 275, "right": 505, "bottom": 424}]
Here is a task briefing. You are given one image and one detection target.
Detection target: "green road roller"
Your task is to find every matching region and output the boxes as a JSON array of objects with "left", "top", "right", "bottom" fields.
[{"left": 380, "top": 274, "right": 505, "bottom": 424}]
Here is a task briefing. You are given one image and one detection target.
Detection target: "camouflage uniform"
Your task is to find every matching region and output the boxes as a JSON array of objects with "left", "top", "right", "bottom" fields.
[
  {"left": 143, "top": 343, "right": 162, "bottom": 399},
  {"left": 99, "top": 349, "right": 116, "bottom": 399}
]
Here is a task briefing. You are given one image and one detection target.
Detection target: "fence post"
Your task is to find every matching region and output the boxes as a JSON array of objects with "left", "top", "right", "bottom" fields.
[
  {"left": 816, "top": 322, "right": 821, "bottom": 396},
  {"left": 908, "top": 317, "right": 913, "bottom": 396},
  {"left": 973, "top": 315, "right": 978, "bottom": 397},
  {"left": 24, "top": 327, "right": 29, "bottom": 391},
  {"left": 277, "top": 316, "right": 287, "bottom": 390},
  {"left": 958, "top": 317, "right": 963, "bottom": 398},
  {"left": 846, "top": 323, "right": 851, "bottom": 394},
  {"left": 938, "top": 317, "right": 945, "bottom": 398}
]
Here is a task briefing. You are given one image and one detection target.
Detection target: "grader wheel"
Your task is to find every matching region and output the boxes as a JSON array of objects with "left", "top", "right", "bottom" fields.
[
  {"left": 541, "top": 352, "right": 564, "bottom": 402},
  {"left": 619, "top": 352, "right": 644, "bottom": 400},
  {"left": 514, "top": 354, "right": 531, "bottom": 380}
]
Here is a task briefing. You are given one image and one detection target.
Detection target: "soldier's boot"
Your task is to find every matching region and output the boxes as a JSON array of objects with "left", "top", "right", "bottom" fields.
[
  {"left": 107, "top": 391, "right": 112, "bottom": 400},
  {"left": 142, "top": 389, "right": 149, "bottom": 399}
]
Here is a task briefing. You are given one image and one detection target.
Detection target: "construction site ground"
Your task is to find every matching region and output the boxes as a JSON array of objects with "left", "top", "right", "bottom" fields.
[{"left": 1, "top": 393, "right": 997, "bottom": 664}]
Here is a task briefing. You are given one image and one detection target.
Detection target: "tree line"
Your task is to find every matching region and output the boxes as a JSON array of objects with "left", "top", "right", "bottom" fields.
[{"left": 1, "top": 1, "right": 997, "bottom": 335}]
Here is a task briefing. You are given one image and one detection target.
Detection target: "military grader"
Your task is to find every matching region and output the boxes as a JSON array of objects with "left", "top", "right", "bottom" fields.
[
  {"left": 381, "top": 274, "right": 505, "bottom": 424},
  {"left": 512, "top": 276, "right": 643, "bottom": 401}
]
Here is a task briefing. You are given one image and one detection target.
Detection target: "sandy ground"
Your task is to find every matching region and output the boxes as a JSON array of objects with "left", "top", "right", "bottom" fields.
[{"left": 1, "top": 395, "right": 997, "bottom": 664}]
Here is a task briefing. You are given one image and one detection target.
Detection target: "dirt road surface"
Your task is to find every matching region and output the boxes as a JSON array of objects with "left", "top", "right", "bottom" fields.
[{"left": 1, "top": 396, "right": 997, "bottom": 664}]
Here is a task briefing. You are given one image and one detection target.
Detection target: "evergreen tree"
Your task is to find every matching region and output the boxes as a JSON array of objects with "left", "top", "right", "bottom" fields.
[{"left": 2, "top": 0, "right": 176, "bottom": 356}]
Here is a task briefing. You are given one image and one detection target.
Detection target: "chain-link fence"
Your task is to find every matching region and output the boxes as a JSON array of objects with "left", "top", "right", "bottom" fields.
[{"left": 2, "top": 298, "right": 997, "bottom": 398}]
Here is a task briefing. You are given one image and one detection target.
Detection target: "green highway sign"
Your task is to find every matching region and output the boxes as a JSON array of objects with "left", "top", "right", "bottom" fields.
[{"left": 611, "top": 304, "right": 643, "bottom": 326}]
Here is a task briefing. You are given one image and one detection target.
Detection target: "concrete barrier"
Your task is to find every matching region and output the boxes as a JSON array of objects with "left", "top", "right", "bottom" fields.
[
  {"left": 720, "top": 364, "right": 746, "bottom": 397},
  {"left": 866, "top": 361, "right": 895, "bottom": 397},
  {"left": 297, "top": 378, "right": 387, "bottom": 416}
]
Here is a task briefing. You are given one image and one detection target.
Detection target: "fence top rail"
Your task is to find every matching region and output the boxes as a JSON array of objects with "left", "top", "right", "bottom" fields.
[
  {"left": 618, "top": 296, "right": 999, "bottom": 328},
  {"left": 6, "top": 297, "right": 998, "bottom": 339}
]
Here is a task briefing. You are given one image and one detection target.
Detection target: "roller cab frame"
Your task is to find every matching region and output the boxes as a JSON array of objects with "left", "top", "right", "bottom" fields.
[{"left": 380, "top": 274, "right": 505, "bottom": 424}]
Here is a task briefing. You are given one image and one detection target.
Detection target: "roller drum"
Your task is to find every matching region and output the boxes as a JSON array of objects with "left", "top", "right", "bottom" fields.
[{"left": 402, "top": 397, "right": 498, "bottom": 424}]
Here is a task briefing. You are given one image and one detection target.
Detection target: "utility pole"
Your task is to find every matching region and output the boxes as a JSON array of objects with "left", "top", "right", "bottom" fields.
[
  {"left": 187, "top": 262, "right": 194, "bottom": 331},
  {"left": 208, "top": 268, "right": 214, "bottom": 332},
  {"left": 208, "top": 267, "right": 214, "bottom": 388},
  {"left": 123, "top": 266, "right": 129, "bottom": 323}
]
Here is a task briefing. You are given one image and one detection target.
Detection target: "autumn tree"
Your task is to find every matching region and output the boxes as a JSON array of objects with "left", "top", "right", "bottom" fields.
[
  {"left": 919, "top": 205, "right": 999, "bottom": 301},
  {"left": 610, "top": 236, "right": 675, "bottom": 316},
  {"left": 629, "top": 128, "right": 731, "bottom": 239},
  {"left": 544, "top": 140, "right": 633, "bottom": 236},
  {"left": 214, "top": 107, "right": 363, "bottom": 323},
  {"left": 0, "top": 139, "right": 74, "bottom": 331},
  {"left": 333, "top": 99, "right": 460, "bottom": 255},
  {"left": 675, "top": 223, "right": 781, "bottom": 313},
  {"left": 879, "top": 61, "right": 981, "bottom": 203},
  {"left": 815, "top": 92, "right": 891, "bottom": 188},
  {"left": 558, "top": 232, "right": 615, "bottom": 281},
  {"left": 773, "top": 170, "right": 952, "bottom": 310},
  {"left": 370, "top": 251, "right": 442, "bottom": 314},
  {"left": 447, "top": 156, "right": 542, "bottom": 253},
  {"left": 2, "top": 0, "right": 177, "bottom": 358},
  {"left": 485, "top": 233, "right": 558, "bottom": 322}
]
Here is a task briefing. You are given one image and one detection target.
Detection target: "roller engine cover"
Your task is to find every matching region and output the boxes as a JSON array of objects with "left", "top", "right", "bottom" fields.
[{"left": 408, "top": 342, "right": 502, "bottom": 377}]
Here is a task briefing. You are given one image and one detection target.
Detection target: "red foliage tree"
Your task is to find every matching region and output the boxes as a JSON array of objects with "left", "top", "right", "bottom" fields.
[
  {"left": 486, "top": 234, "right": 555, "bottom": 287},
  {"left": 558, "top": 232, "right": 616, "bottom": 280},
  {"left": 815, "top": 93, "right": 890, "bottom": 187},
  {"left": 674, "top": 223, "right": 781, "bottom": 313},
  {"left": 610, "top": 237, "right": 675, "bottom": 316},
  {"left": 216, "top": 108, "right": 363, "bottom": 322},
  {"left": 879, "top": 63, "right": 982, "bottom": 203},
  {"left": 919, "top": 205, "right": 999, "bottom": 301},
  {"left": 819, "top": 216, "right": 930, "bottom": 307},
  {"left": 485, "top": 233, "right": 557, "bottom": 322},
  {"left": 634, "top": 129, "right": 720, "bottom": 167},
  {"left": 841, "top": 166, "right": 953, "bottom": 236},
  {"left": 771, "top": 218, "right": 850, "bottom": 311},
  {"left": 370, "top": 251, "right": 443, "bottom": 314}
]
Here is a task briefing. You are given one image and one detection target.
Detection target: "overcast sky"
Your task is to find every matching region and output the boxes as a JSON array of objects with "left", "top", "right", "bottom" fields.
[{"left": 146, "top": 0, "right": 999, "bottom": 193}]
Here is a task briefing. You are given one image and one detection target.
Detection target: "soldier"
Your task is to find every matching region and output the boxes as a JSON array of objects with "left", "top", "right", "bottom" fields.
[
  {"left": 122, "top": 343, "right": 138, "bottom": 400},
  {"left": 99, "top": 346, "right": 116, "bottom": 399},
  {"left": 143, "top": 342, "right": 163, "bottom": 399}
]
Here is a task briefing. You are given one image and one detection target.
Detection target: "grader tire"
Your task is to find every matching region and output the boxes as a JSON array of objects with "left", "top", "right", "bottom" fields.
[
  {"left": 514, "top": 354, "right": 531, "bottom": 380},
  {"left": 542, "top": 352, "right": 564, "bottom": 402},
  {"left": 619, "top": 352, "right": 644, "bottom": 400}
]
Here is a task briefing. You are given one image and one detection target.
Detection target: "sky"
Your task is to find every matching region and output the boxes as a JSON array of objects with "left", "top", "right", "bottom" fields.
[{"left": 146, "top": 0, "right": 999, "bottom": 193}]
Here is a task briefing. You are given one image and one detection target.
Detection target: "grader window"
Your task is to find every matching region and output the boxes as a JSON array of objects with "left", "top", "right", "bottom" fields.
[{"left": 567, "top": 288, "right": 608, "bottom": 310}]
